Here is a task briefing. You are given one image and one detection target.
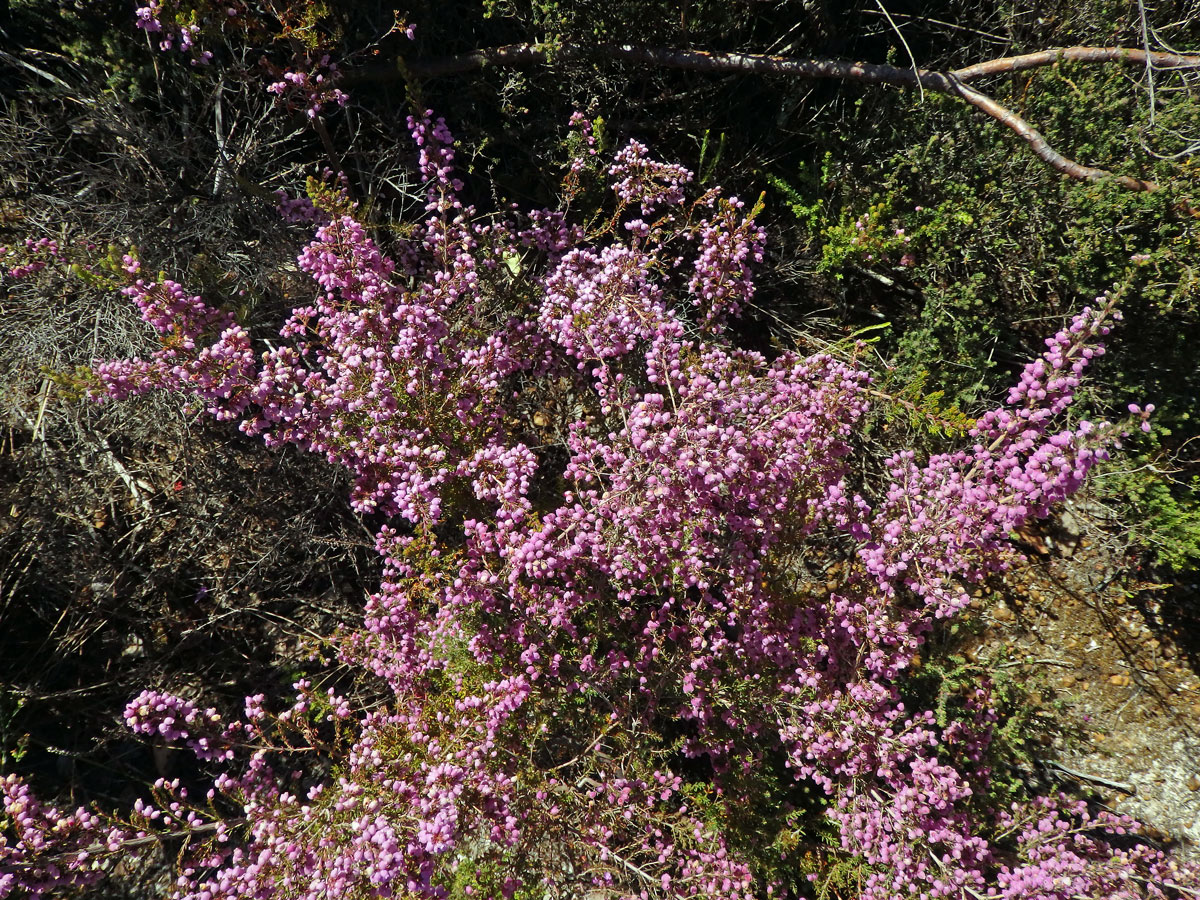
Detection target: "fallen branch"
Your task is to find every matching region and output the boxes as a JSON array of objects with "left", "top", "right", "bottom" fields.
[
  {"left": 1048, "top": 760, "right": 1137, "bottom": 795},
  {"left": 950, "top": 46, "right": 1200, "bottom": 81},
  {"left": 346, "top": 43, "right": 1200, "bottom": 192},
  {"left": 950, "top": 77, "right": 1156, "bottom": 191}
]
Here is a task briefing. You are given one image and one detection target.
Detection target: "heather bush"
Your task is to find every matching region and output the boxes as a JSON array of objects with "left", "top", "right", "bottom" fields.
[
  {"left": 5, "top": 4, "right": 1200, "bottom": 898},
  {"left": 4, "top": 97, "right": 1197, "bottom": 898}
]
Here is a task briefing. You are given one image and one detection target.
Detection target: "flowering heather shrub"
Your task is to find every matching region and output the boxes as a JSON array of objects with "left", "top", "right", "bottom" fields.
[
  {"left": 265, "top": 54, "right": 348, "bottom": 119},
  {"left": 0, "top": 776, "right": 130, "bottom": 897},
  {"left": 3, "top": 110, "right": 1198, "bottom": 900},
  {"left": 134, "top": 0, "right": 208, "bottom": 60}
]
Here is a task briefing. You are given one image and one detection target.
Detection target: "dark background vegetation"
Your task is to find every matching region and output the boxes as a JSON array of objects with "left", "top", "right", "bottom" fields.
[{"left": 2, "top": 0, "right": 1200, "bottom": 892}]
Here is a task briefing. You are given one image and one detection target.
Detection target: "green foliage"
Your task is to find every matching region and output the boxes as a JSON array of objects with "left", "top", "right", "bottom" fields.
[
  {"left": 275, "top": 0, "right": 344, "bottom": 50},
  {"left": 763, "top": 37, "right": 1200, "bottom": 571},
  {"left": 809, "top": 853, "right": 875, "bottom": 900},
  {"left": 445, "top": 853, "right": 544, "bottom": 900},
  {"left": 817, "top": 199, "right": 911, "bottom": 276},
  {"left": 1127, "top": 472, "right": 1200, "bottom": 571},
  {"left": 871, "top": 366, "right": 978, "bottom": 440},
  {"left": 764, "top": 155, "right": 831, "bottom": 234},
  {"left": 1105, "top": 449, "right": 1200, "bottom": 571},
  {"left": 0, "top": 689, "right": 30, "bottom": 769},
  {"left": 696, "top": 129, "right": 727, "bottom": 186}
]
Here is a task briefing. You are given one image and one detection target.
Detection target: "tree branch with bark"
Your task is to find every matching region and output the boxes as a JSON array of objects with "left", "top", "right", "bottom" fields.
[{"left": 344, "top": 43, "right": 1200, "bottom": 193}]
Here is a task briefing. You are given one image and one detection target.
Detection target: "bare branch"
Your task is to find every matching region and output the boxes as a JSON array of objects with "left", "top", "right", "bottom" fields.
[
  {"left": 950, "top": 46, "right": 1200, "bottom": 81},
  {"left": 1048, "top": 760, "right": 1137, "bottom": 795},
  {"left": 390, "top": 42, "right": 1200, "bottom": 91},
  {"left": 388, "top": 42, "right": 929, "bottom": 85},
  {"left": 352, "top": 42, "right": 1200, "bottom": 193},
  {"left": 948, "top": 77, "right": 1158, "bottom": 191}
]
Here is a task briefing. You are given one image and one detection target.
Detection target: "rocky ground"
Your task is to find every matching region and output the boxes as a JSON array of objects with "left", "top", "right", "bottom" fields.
[{"left": 974, "top": 494, "right": 1200, "bottom": 857}]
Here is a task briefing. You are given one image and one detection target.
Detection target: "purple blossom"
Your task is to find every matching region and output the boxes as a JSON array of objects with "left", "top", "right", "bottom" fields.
[{"left": 27, "top": 106, "right": 1196, "bottom": 900}]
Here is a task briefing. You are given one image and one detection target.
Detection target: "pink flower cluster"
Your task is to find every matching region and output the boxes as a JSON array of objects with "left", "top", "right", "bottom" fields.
[
  {"left": 267, "top": 54, "right": 348, "bottom": 119},
  {"left": 991, "top": 797, "right": 1194, "bottom": 898},
  {"left": 124, "top": 689, "right": 239, "bottom": 762},
  {"left": 134, "top": 1, "right": 213, "bottom": 64},
  {"left": 687, "top": 195, "right": 765, "bottom": 327},
  {"left": 91, "top": 264, "right": 255, "bottom": 422},
  {"left": 0, "top": 237, "right": 60, "bottom": 280},
  {"left": 274, "top": 191, "right": 330, "bottom": 225},
  {"left": 6, "top": 108, "right": 1196, "bottom": 900},
  {"left": 608, "top": 139, "right": 695, "bottom": 214},
  {"left": 1, "top": 775, "right": 130, "bottom": 897}
]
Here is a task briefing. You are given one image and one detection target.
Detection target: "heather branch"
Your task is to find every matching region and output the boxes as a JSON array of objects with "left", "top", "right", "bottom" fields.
[
  {"left": 4, "top": 820, "right": 242, "bottom": 869},
  {"left": 62, "top": 78, "right": 1200, "bottom": 895},
  {"left": 1129, "top": 874, "right": 1200, "bottom": 898},
  {"left": 362, "top": 42, "right": 1200, "bottom": 192}
]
